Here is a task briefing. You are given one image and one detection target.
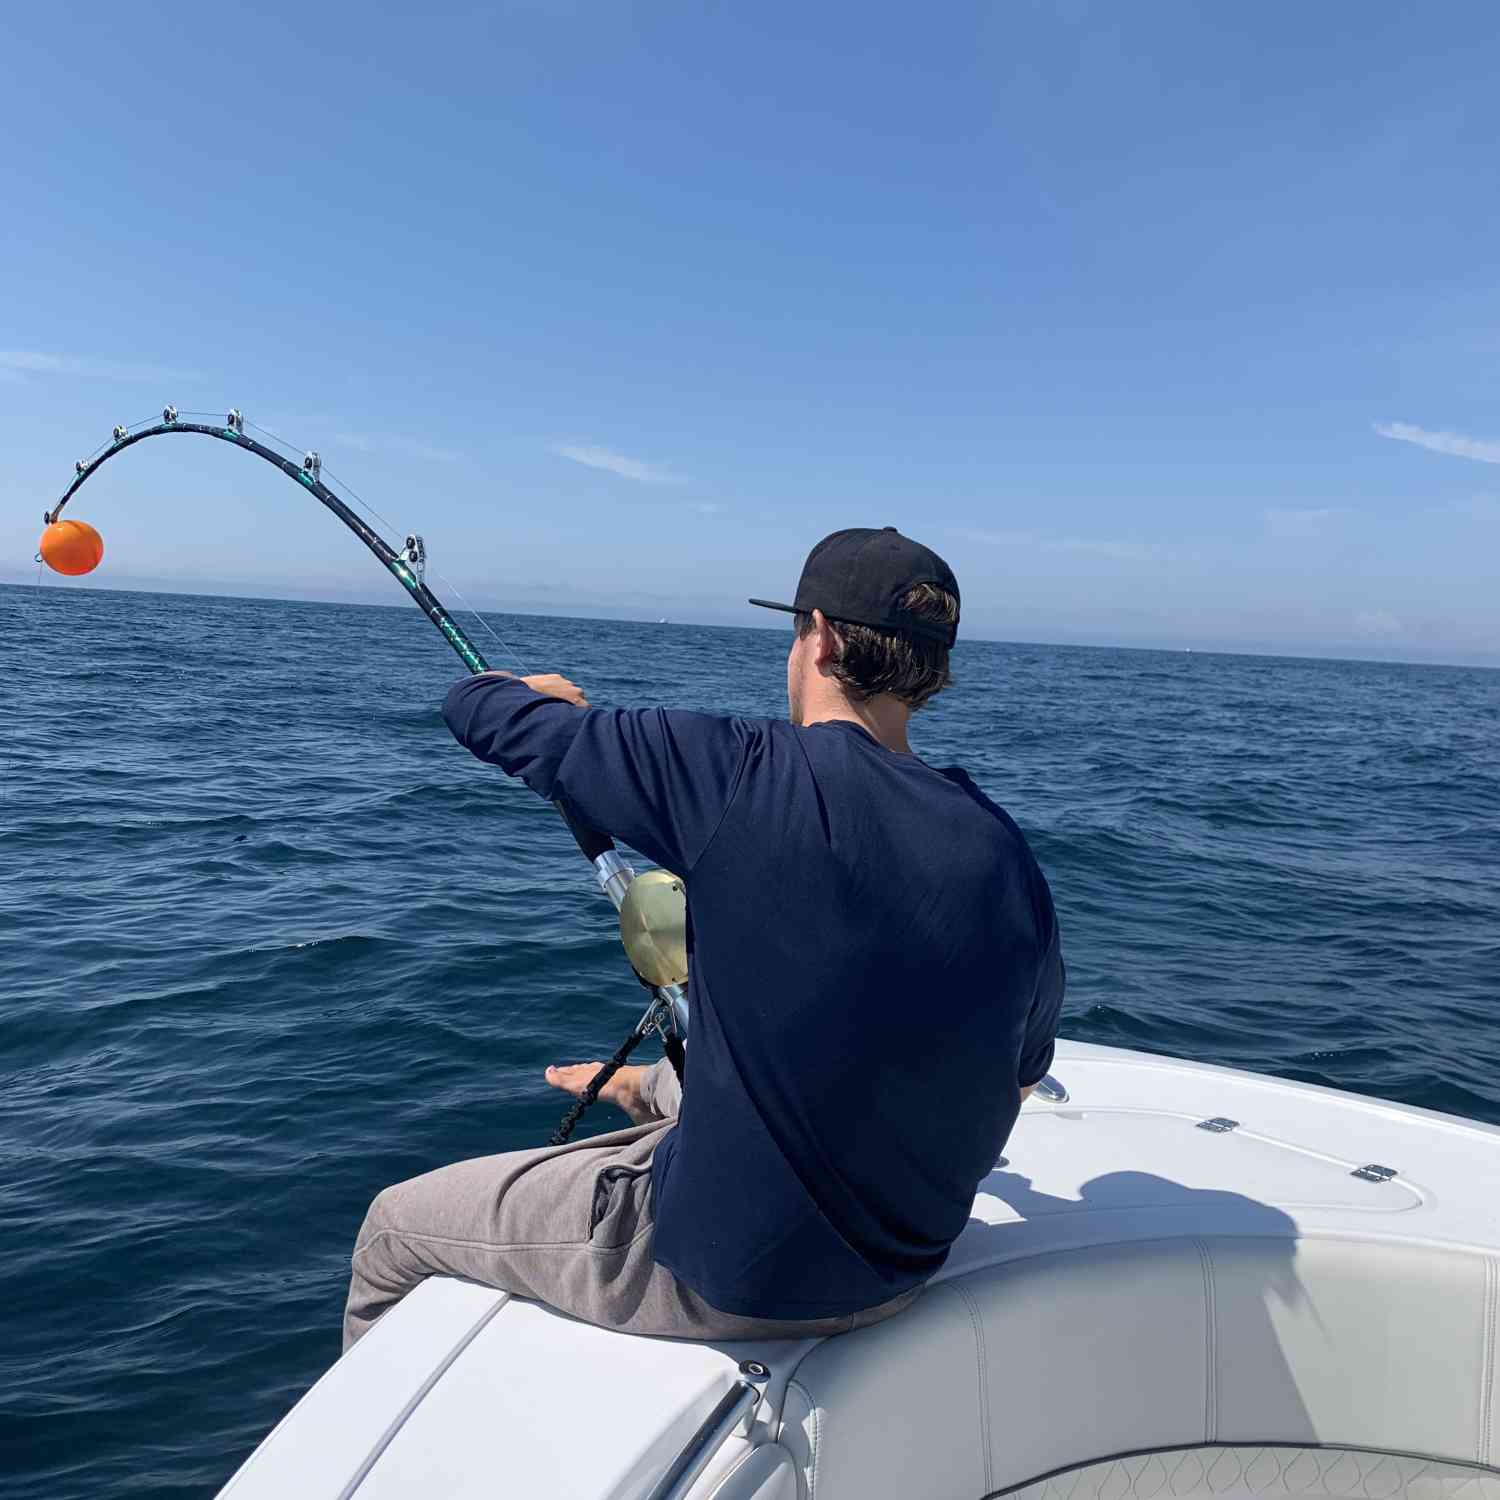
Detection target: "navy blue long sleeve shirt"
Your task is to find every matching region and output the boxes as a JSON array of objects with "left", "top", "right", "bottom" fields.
[{"left": 443, "top": 676, "right": 1064, "bottom": 1320}]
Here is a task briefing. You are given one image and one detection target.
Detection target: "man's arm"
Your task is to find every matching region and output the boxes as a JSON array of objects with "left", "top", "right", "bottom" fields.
[
  {"left": 1018, "top": 922, "right": 1066, "bottom": 1091},
  {"left": 442, "top": 672, "right": 751, "bottom": 876}
]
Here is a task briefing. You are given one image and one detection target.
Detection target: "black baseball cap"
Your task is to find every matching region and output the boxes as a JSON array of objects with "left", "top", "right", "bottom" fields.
[{"left": 749, "top": 527, "right": 960, "bottom": 647}]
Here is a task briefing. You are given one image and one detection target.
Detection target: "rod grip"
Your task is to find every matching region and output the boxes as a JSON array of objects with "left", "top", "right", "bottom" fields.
[{"left": 555, "top": 799, "right": 615, "bottom": 862}]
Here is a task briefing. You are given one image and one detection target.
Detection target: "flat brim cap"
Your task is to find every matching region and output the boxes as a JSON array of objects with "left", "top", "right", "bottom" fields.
[{"left": 750, "top": 526, "right": 959, "bottom": 646}]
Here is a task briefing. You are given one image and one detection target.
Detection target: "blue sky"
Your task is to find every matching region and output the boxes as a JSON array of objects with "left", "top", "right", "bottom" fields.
[{"left": 3, "top": 2, "right": 1499, "bottom": 664}]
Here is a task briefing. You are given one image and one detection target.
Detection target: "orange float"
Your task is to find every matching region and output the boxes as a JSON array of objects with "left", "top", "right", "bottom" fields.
[{"left": 39, "top": 518, "right": 105, "bottom": 576}]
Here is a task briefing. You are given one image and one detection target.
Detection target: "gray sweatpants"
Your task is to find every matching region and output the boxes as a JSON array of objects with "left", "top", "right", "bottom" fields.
[{"left": 343, "top": 1059, "right": 918, "bottom": 1350}]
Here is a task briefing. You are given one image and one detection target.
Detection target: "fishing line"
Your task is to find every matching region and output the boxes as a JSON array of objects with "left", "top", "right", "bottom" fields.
[
  {"left": 423, "top": 564, "right": 533, "bottom": 677},
  {"left": 319, "top": 464, "right": 404, "bottom": 540},
  {"left": 317, "top": 462, "right": 534, "bottom": 676},
  {"left": 241, "top": 421, "right": 533, "bottom": 674}
]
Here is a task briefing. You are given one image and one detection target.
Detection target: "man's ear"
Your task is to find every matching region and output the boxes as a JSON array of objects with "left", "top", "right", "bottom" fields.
[{"left": 810, "top": 609, "right": 841, "bottom": 669}]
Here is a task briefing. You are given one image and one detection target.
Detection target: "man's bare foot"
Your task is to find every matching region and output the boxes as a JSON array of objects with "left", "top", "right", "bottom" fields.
[{"left": 544, "top": 1062, "right": 656, "bottom": 1125}]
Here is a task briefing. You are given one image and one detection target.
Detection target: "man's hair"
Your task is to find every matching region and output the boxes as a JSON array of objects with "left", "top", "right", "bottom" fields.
[{"left": 794, "top": 583, "right": 957, "bottom": 710}]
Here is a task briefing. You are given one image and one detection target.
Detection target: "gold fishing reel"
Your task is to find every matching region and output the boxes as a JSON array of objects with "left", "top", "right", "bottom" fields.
[{"left": 618, "top": 869, "right": 689, "bottom": 988}]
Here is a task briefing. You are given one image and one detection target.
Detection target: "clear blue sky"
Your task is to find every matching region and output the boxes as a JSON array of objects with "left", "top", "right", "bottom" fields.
[{"left": 4, "top": 3, "right": 1498, "bottom": 664}]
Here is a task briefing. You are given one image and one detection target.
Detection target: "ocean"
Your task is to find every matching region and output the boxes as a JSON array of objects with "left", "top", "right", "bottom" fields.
[{"left": 2, "top": 584, "right": 1497, "bottom": 1497}]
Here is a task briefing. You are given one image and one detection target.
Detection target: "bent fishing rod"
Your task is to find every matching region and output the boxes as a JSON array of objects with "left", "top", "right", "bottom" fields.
[{"left": 44, "top": 407, "right": 688, "bottom": 1139}]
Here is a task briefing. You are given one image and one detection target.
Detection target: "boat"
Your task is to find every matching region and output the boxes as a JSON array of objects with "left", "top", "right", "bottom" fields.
[{"left": 217, "top": 1038, "right": 1500, "bottom": 1500}]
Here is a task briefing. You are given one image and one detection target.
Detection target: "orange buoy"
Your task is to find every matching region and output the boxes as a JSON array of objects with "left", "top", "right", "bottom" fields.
[{"left": 39, "top": 518, "right": 105, "bottom": 576}]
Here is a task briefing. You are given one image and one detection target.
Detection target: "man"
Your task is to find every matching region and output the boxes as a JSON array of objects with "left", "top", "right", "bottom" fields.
[{"left": 343, "top": 527, "right": 1064, "bottom": 1349}]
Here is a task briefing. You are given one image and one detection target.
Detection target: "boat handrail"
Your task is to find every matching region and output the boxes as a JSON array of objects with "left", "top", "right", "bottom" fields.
[{"left": 642, "top": 1361, "right": 770, "bottom": 1500}]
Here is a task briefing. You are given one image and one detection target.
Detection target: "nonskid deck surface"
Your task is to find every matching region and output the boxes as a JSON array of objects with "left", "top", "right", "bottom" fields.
[
  {"left": 1006, "top": 1447, "right": 1500, "bottom": 1500},
  {"left": 218, "top": 1042, "right": 1500, "bottom": 1500}
]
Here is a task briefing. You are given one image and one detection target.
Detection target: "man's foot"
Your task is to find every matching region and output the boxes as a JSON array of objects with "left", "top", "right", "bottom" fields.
[{"left": 544, "top": 1062, "right": 656, "bottom": 1125}]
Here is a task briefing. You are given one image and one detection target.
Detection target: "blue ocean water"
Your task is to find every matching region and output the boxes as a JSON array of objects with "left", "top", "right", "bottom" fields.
[{"left": 2, "top": 583, "right": 1498, "bottom": 1497}]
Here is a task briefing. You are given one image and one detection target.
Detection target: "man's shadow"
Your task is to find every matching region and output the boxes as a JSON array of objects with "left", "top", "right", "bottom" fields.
[
  {"left": 956, "top": 1167, "right": 1318, "bottom": 1446},
  {"left": 982, "top": 1166, "right": 1301, "bottom": 1234}
]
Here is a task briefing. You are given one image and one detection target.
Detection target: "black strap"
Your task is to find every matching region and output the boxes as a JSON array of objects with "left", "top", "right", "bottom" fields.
[{"left": 548, "top": 1025, "right": 651, "bottom": 1146}]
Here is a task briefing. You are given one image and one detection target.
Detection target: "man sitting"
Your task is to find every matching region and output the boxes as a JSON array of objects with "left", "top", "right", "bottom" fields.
[{"left": 343, "top": 527, "right": 1064, "bottom": 1348}]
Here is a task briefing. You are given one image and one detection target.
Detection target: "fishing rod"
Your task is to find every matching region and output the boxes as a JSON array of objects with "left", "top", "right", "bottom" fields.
[{"left": 43, "top": 406, "right": 688, "bottom": 1138}]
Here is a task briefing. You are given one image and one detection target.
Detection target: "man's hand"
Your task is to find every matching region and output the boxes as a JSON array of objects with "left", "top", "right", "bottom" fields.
[{"left": 522, "top": 673, "right": 590, "bottom": 707}]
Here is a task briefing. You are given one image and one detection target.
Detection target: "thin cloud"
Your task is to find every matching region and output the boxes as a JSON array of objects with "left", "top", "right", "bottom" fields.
[
  {"left": 1374, "top": 421, "right": 1500, "bottom": 465},
  {"left": 332, "top": 431, "right": 462, "bottom": 465},
  {"left": 0, "top": 349, "right": 202, "bottom": 383},
  {"left": 1050, "top": 536, "right": 1178, "bottom": 562},
  {"left": 1353, "top": 609, "right": 1403, "bottom": 640},
  {"left": 1263, "top": 506, "right": 1352, "bottom": 539},
  {"left": 552, "top": 443, "right": 685, "bottom": 485},
  {"left": 952, "top": 526, "right": 1036, "bottom": 548},
  {"left": 953, "top": 526, "right": 1179, "bottom": 561}
]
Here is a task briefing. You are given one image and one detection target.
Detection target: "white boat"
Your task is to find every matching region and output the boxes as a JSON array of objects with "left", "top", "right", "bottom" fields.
[{"left": 218, "top": 1039, "right": 1500, "bottom": 1500}]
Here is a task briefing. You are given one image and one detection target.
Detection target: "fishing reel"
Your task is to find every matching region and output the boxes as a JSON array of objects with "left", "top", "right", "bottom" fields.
[
  {"left": 619, "top": 868, "right": 689, "bottom": 1067},
  {"left": 618, "top": 870, "right": 688, "bottom": 991}
]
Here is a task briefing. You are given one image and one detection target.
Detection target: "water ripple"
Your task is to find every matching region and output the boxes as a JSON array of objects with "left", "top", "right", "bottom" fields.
[{"left": 1, "top": 585, "right": 1497, "bottom": 1496}]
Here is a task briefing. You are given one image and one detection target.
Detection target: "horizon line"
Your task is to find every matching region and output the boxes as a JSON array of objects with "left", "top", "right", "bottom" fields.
[{"left": 2, "top": 575, "right": 1494, "bottom": 674}]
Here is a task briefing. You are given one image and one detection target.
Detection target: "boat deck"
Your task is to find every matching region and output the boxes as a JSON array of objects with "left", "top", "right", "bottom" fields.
[{"left": 219, "top": 1042, "right": 1500, "bottom": 1500}]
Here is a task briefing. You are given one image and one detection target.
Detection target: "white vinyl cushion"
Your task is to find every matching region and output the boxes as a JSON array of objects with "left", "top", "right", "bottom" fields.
[{"left": 778, "top": 1237, "right": 1500, "bottom": 1500}]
